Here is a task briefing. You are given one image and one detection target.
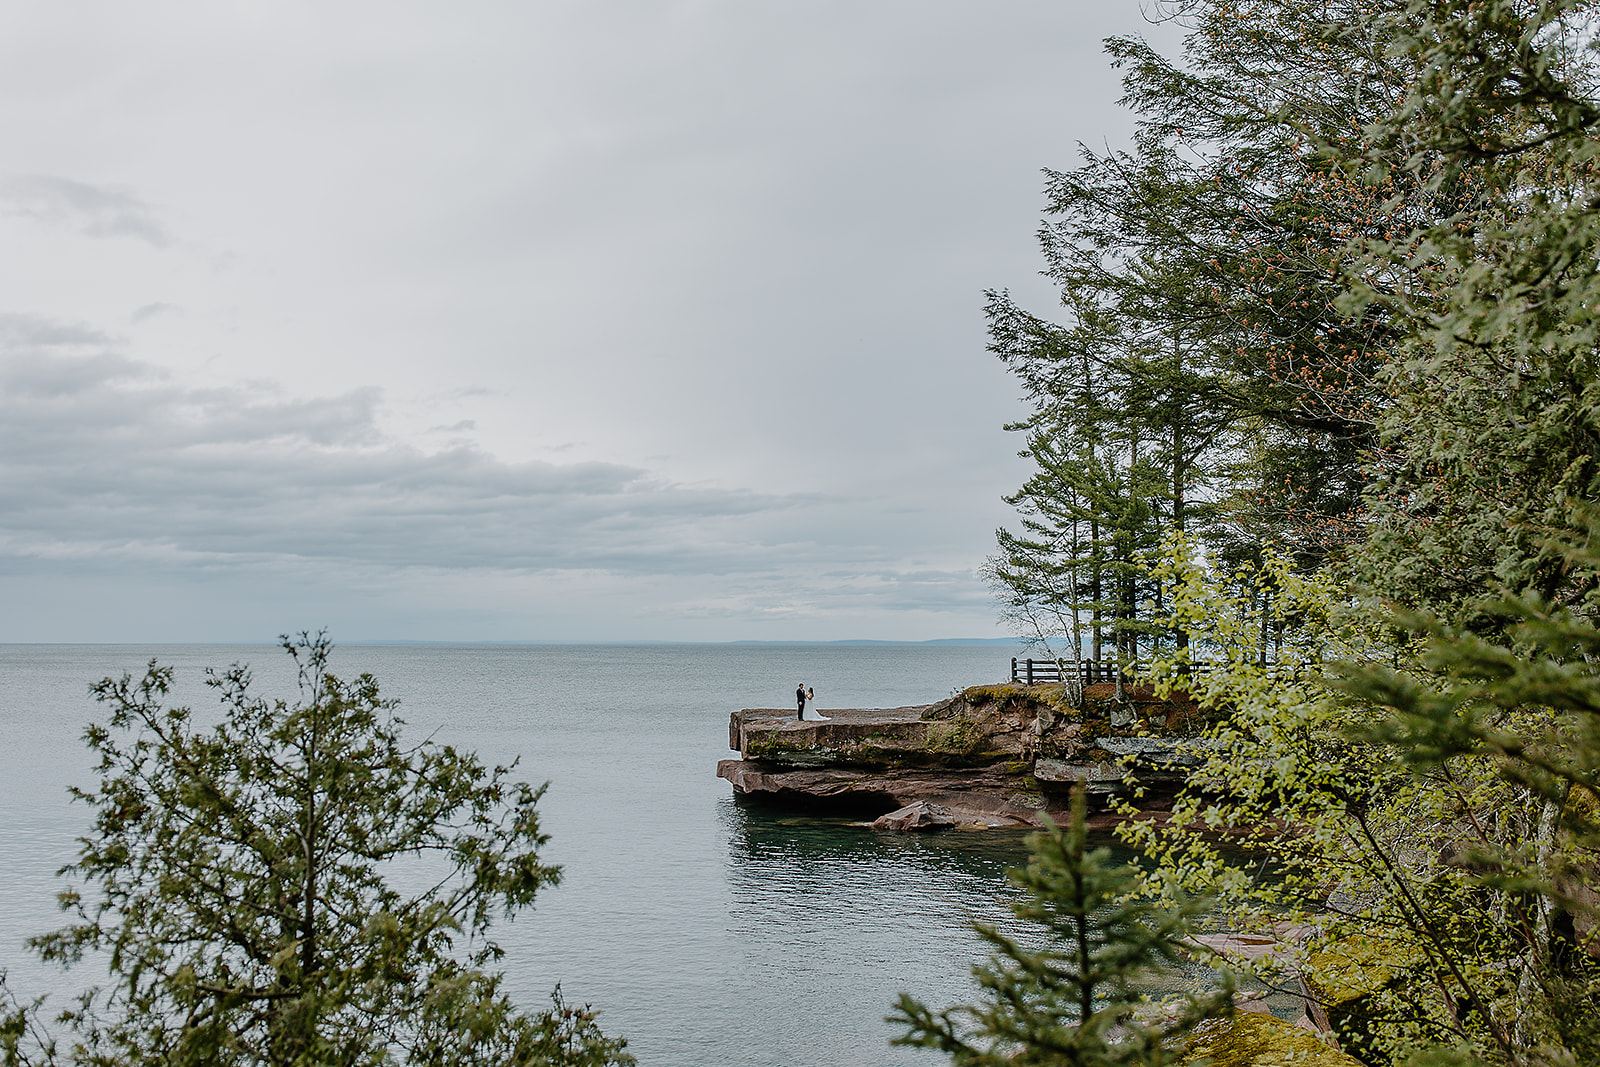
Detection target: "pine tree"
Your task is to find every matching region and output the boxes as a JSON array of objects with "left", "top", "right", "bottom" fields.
[
  {"left": 890, "top": 788, "right": 1230, "bottom": 1066},
  {"left": 984, "top": 2, "right": 1600, "bottom": 1063},
  {"left": 1322, "top": 4, "right": 1600, "bottom": 1059},
  {"left": 985, "top": 0, "right": 1447, "bottom": 661},
  {"left": 1336, "top": 0, "right": 1600, "bottom": 621},
  {"left": 990, "top": 413, "right": 1167, "bottom": 702},
  {"left": 0, "top": 633, "right": 631, "bottom": 1067},
  {"left": 985, "top": 0, "right": 1515, "bottom": 633}
]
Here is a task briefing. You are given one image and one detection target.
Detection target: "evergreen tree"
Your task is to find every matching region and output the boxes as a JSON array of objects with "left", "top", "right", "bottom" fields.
[
  {"left": 1124, "top": 7, "right": 1600, "bottom": 1057},
  {"left": 0, "top": 633, "right": 631, "bottom": 1067},
  {"left": 1338, "top": 0, "right": 1600, "bottom": 620},
  {"left": 987, "top": 2, "right": 1600, "bottom": 1063},
  {"left": 890, "top": 789, "right": 1231, "bottom": 1066},
  {"left": 987, "top": 0, "right": 1472, "bottom": 657},
  {"left": 988, "top": 0, "right": 1424, "bottom": 570},
  {"left": 1325, "top": 2, "right": 1600, "bottom": 1060},
  {"left": 990, "top": 411, "right": 1168, "bottom": 700}
]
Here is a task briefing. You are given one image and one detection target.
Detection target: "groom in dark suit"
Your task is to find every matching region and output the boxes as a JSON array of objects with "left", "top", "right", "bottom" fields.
[{"left": 796, "top": 683, "right": 806, "bottom": 721}]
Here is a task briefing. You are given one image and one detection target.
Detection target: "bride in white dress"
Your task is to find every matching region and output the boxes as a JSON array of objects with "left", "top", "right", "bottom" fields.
[{"left": 804, "top": 686, "right": 829, "bottom": 721}]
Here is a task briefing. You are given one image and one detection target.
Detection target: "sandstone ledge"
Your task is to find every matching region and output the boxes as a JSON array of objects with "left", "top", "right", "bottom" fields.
[{"left": 718, "top": 684, "right": 1205, "bottom": 829}]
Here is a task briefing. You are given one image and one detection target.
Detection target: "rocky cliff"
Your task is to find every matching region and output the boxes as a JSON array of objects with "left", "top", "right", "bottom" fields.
[{"left": 717, "top": 681, "right": 1208, "bottom": 828}]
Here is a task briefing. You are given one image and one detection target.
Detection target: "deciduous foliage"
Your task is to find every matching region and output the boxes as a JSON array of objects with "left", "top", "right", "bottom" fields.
[
  {"left": 1333, "top": 592, "right": 1600, "bottom": 1065},
  {"left": 1130, "top": 540, "right": 1598, "bottom": 1066},
  {"left": 0, "top": 633, "right": 631, "bottom": 1067}
]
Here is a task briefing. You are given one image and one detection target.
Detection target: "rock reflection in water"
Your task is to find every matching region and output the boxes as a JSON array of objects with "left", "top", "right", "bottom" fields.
[{"left": 720, "top": 799, "right": 1034, "bottom": 1066}]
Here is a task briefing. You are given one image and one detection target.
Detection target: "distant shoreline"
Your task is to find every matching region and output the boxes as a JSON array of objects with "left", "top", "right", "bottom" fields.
[{"left": 0, "top": 638, "right": 1025, "bottom": 648}]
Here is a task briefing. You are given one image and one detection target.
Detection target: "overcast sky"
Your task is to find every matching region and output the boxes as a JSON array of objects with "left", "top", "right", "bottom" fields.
[{"left": 0, "top": 2, "right": 1176, "bottom": 643}]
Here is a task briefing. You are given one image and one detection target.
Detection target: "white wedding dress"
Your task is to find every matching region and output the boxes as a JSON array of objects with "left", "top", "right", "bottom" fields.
[{"left": 804, "top": 698, "right": 829, "bottom": 721}]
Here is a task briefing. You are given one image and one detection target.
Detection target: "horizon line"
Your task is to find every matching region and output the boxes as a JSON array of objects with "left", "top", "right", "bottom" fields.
[{"left": 0, "top": 637, "right": 1026, "bottom": 648}]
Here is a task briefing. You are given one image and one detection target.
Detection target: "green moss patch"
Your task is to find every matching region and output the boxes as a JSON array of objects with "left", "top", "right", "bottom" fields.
[
  {"left": 744, "top": 737, "right": 788, "bottom": 760},
  {"left": 924, "top": 715, "right": 993, "bottom": 757},
  {"left": 1564, "top": 784, "right": 1600, "bottom": 828},
  {"left": 961, "top": 682, "right": 1023, "bottom": 703},
  {"left": 1304, "top": 935, "right": 1420, "bottom": 1007},
  {"left": 1183, "top": 1011, "right": 1360, "bottom": 1066}
]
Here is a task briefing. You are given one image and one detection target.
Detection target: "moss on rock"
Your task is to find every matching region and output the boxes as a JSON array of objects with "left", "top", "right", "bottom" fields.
[
  {"left": 1182, "top": 1011, "right": 1361, "bottom": 1066},
  {"left": 960, "top": 682, "right": 1024, "bottom": 704},
  {"left": 926, "top": 715, "right": 984, "bottom": 752},
  {"left": 1302, "top": 934, "right": 1424, "bottom": 1061},
  {"left": 1304, "top": 935, "right": 1418, "bottom": 1007}
]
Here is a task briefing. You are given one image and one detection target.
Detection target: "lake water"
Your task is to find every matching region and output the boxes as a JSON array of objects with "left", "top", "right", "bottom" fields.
[{"left": 0, "top": 642, "right": 1055, "bottom": 1066}]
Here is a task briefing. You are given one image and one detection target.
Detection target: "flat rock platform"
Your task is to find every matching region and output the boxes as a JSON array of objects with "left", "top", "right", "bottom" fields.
[{"left": 717, "top": 684, "right": 1207, "bottom": 829}]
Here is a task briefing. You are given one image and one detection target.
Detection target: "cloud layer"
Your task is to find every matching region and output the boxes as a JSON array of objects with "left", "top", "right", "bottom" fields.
[
  {"left": 0, "top": 318, "right": 996, "bottom": 639},
  {"left": 0, "top": 2, "right": 1169, "bottom": 640},
  {"left": 0, "top": 319, "right": 786, "bottom": 573}
]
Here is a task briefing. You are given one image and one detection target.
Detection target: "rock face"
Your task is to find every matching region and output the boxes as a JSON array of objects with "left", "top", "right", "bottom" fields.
[{"left": 717, "top": 682, "right": 1207, "bottom": 828}]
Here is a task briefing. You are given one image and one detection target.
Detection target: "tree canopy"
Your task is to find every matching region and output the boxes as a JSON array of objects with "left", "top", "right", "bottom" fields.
[
  {"left": 972, "top": 1, "right": 1600, "bottom": 1064},
  {"left": 987, "top": 0, "right": 1490, "bottom": 666},
  {"left": 0, "top": 633, "right": 631, "bottom": 1067}
]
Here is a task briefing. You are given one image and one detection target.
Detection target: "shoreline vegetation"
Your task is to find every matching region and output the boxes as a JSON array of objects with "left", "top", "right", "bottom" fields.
[
  {"left": 720, "top": 681, "right": 1364, "bottom": 1062},
  {"left": 889, "top": 0, "right": 1600, "bottom": 1063}
]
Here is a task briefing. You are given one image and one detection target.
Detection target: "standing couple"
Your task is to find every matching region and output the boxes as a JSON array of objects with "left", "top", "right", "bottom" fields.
[{"left": 795, "top": 683, "right": 829, "bottom": 721}]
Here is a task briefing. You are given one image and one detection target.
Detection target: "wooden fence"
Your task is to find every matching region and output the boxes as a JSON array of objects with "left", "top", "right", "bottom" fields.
[
  {"left": 1011, "top": 658, "right": 1131, "bottom": 685},
  {"left": 1010, "top": 657, "right": 1296, "bottom": 685}
]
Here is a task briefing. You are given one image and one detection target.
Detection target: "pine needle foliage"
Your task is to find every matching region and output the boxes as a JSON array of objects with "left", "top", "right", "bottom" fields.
[
  {"left": 890, "top": 789, "right": 1231, "bottom": 1066},
  {"left": 0, "top": 632, "right": 631, "bottom": 1067}
]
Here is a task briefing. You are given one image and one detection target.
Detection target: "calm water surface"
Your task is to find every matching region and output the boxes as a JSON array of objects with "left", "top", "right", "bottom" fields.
[{"left": 0, "top": 642, "right": 1048, "bottom": 1066}]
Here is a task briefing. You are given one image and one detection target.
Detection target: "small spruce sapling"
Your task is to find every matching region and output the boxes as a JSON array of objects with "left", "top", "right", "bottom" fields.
[{"left": 890, "top": 787, "right": 1231, "bottom": 1066}]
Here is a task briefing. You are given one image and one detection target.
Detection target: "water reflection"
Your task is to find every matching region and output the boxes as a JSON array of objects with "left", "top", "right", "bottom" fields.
[
  {"left": 727, "top": 801, "right": 1031, "bottom": 873},
  {"left": 714, "top": 800, "right": 1031, "bottom": 1066},
  {"left": 719, "top": 797, "right": 1302, "bottom": 1052}
]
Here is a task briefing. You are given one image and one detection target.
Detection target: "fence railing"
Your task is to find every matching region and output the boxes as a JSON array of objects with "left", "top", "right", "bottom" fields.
[
  {"left": 1009, "top": 657, "right": 1298, "bottom": 685},
  {"left": 1011, "top": 658, "right": 1150, "bottom": 685}
]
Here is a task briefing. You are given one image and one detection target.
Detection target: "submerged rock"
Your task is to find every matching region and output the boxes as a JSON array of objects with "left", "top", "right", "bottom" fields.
[{"left": 871, "top": 801, "right": 958, "bottom": 832}]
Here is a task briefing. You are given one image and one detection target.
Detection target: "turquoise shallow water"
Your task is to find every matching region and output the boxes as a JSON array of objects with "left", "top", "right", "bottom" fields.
[{"left": 0, "top": 642, "right": 1050, "bottom": 1066}]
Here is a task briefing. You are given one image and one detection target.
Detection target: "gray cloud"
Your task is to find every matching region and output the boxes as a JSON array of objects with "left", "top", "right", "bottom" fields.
[
  {"left": 0, "top": 312, "right": 115, "bottom": 351},
  {"left": 0, "top": 320, "right": 1001, "bottom": 640},
  {"left": 131, "top": 302, "right": 178, "bottom": 322},
  {"left": 0, "top": 2, "right": 1169, "bottom": 639},
  {"left": 0, "top": 175, "right": 169, "bottom": 245},
  {"left": 0, "top": 343, "right": 813, "bottom": 577}
]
